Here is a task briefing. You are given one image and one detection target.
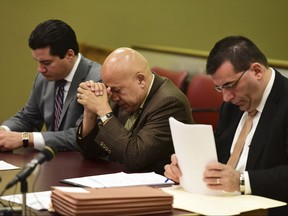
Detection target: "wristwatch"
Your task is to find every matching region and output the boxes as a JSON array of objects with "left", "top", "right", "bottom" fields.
[
  {"left": 22, "top": 132, "right": 29, "bottom": 148},
  {"left": 239, "top": 172, "right": 245, "bottom": 194},
  {"left": 98, "top": 112, "right": 113, "bottom": 125}
]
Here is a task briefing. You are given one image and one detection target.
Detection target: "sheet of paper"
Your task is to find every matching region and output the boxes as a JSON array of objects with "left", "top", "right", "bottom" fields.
[
  {"left": 52, "top": 186, "right": 89, "bottom": 193},
  {"left": 0, "top": 160, "right": 19, "bottom": 170},
  {"left": 162, "top": 186, "right": 286, "bottom": 215},
  {"left": 169, "top": 117, "right": 220, "bottom": 195},
  {"left": 0, "top": 191, "right": 51, "bottom": 210},
  {"left": 61, "top": 172, "right": 174, "bottom": 188}
]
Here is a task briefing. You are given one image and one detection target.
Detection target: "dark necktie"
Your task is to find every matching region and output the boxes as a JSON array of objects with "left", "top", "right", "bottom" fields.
[
  {"left": 227, "top": 110, "right": 258, "bottom": 168},
  {"left": 54, "top": 80, "right": 67, "bottom": 131},
  {"left": 125, "top": 109, "right": 142, "bottom": 131}
]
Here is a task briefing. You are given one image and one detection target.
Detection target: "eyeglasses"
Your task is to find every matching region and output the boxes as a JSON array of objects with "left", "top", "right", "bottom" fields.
[{"left": 214, "top": 70, "right": 247, "bottom": 92}]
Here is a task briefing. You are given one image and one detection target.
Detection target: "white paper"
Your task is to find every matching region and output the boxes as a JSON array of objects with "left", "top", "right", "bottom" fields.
[
  {"left": 53, "top": 186, "right": 89, "bottom": 193},
  {"left": 169, "top": 117, "right": 220, "bottom": 195},
  {"left": 61, "top": 172, "right": 174, "bottom": 188},
  {"left": 162, "top": 186, "right": 287, "bottom": 215},
  {"left": 0, "top": 191, "right": 51, "bottom": 210},
  {"left": 0, "top": 160, "right": 20, "bottom": 170}
]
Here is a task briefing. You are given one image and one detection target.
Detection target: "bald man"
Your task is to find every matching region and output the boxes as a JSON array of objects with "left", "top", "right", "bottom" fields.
[{"left": 76, "top": 47, "right": 193, "bottom": 174}]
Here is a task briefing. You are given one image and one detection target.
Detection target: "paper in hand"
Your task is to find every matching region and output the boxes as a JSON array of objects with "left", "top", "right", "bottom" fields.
[{"left": 169, "top": 117, "right": 221, "bottom": 195}]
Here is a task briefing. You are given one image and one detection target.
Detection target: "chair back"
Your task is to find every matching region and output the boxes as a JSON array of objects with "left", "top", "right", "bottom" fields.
[
  {"left": 186, "top": 74, "right": 223, "bottom": 130},
  {"left": 152, "top": 66, "right": 188, "bottom": 91}
]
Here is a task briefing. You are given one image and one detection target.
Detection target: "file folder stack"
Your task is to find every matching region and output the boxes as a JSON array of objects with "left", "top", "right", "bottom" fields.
[{"left": 51, "top": 186, "right": 173, "bottom": 216}]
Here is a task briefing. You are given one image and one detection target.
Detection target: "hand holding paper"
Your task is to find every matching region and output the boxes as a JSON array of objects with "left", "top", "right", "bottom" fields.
[{"left": 169, "top": 117, "right": 220, "bottom": 195}]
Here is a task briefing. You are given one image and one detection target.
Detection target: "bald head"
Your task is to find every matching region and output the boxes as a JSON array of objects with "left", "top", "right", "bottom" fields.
[
  {"left": 102, "top": 47, "right": 151, "bottom": 82},
  {"left": 101, "top": 48, "right": 153, "bottom": 113}
]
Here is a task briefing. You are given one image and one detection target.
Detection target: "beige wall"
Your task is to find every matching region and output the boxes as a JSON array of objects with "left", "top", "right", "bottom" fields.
[{"left": 1, "top": 0, "right": 288, "bottom": 122}]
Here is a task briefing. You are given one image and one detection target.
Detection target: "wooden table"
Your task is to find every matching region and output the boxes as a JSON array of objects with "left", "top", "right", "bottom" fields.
[
  {"left": 0, "top": 149, "right": 267, "bottom": 216},
  {"left": 0, "top": 149, "right": 190, "bottom": 215}
]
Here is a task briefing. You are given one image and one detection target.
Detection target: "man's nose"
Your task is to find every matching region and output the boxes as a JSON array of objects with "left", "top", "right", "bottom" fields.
[
  {"left": 111, "top": 93, "right": 119, "bottom": 102},
  {"left": 37, "top": 64, "right": 47, "bottom": 73},
  {"left": 222, "top": 89, "right": 234, "bottom": 102}
]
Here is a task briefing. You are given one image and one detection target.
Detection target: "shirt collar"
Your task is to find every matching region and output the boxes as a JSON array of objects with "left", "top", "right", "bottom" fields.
[
  {"left": 256, "top": 67, "right": 275, "bottom": 113},
  {"left": 140, "top": 74, "right": 155, "bottom": 109},
  {"left": 63, "top": 53, "right": 82, "bottom": 82}
]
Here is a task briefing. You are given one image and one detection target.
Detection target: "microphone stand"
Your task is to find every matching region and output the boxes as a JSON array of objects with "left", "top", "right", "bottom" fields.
[
  {"left": 3, "top": 146, "right": 56, "bottom": 215},
  {"left": 20, "top": 179, "right": 28, "bottom": 216}
]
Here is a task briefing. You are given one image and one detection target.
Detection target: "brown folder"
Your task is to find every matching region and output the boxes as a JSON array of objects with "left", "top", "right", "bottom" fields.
[{"left": 51, "top": 186, "right": 173, "bottom": 216}]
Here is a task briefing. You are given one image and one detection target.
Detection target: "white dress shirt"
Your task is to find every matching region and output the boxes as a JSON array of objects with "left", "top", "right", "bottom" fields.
[
  {"left": 1, "top": 54, "right": 82, "bottom": 150},
  {"left": 231, "top": 68, "right": 275, "bottom": 194}
]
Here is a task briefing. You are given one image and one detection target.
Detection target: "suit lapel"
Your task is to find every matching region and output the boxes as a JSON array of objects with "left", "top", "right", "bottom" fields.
[
  {"left": 246, "top": 70, "right": 283, "bottom": 169},
  {"left": 59, "top": 57, "right": 90, "bottom": 127},
  {"left": 247, "top": 100, "right": 277, "bottom": 169},
  {"left": 142, "top": 73, "right": 164, "bottom": 110}
]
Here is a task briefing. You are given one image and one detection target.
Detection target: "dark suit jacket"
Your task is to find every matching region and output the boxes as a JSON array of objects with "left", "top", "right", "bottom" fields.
[
  {"left": 215, "top": 69, "right": 288, "bottom": 214},
  {"left": 78, "top": 73, "right": 194, "bottom": 174},
  {"left": 3, "top": 56, "right": 101, "bottom": 151}
]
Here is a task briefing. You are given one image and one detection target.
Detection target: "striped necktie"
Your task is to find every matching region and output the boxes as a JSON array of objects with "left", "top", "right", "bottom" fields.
[
  {"left": 54, "top": 79, "right": 67, "bottom": 131},
  {"left": 227, "top": 110, "right": 258, "bottom": 168}
]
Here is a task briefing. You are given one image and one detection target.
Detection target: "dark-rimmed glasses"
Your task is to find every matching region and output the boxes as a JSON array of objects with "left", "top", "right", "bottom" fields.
[{"left": 214, "top": 70, "right": 247, "bottom": 92}]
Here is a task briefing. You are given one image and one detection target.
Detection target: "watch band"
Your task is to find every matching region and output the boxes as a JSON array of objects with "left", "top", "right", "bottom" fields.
[
  {"left": 22, "top": 132, "right": 29, "bottom": 148},
  {"left": 239, "top": 172, "right": 245, "bottom": 194},
  {"left": 98, "top": 112, "right": 113, "bottom": 125}
]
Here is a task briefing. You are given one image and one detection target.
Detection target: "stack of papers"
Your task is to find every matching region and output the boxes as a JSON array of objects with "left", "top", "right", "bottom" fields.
[
  {"left": 60, "top": 172, "right": 174, "bottom": 188},
  {"left": 169, "top": 117, "right": 220, "bottom": 195},
  {"left": 51, "top": 186, "right": 173, "bottom": 216},
  {"left": 163, "top": 186, "right": 287, "bottom": 215},
  {"left": 0, "top": 160, "right": 19, "bottom": 170},
  {"left": 0, "top": 191, "right": 51, "bottom": 210}
]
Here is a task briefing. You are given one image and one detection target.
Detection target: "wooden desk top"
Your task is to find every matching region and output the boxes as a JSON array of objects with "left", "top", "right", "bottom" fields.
[
  {"left": 0, "top": 149, "right": 267, "bottom": 216},
  {"left": 0, "top": 149, "right": 125, "bottom": 194},
  {"left": 0, "top": 149, "right": 192, "bottom": 216}
]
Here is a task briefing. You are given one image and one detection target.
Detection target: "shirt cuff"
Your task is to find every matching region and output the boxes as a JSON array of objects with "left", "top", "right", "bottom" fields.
[
  {"left": 244, "top": 171, "right": 252, "bottom": 194},
  {"left": 33, "top": 132, "right": 45, "bottom": 150},
  {"left": 0, "top": 125, "right": 10, "bottom": 131}
]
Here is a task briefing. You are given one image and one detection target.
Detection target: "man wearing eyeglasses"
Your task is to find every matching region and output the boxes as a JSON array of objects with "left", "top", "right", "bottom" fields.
[{"left": 164, "top": 36, "right": 288, "bottom": 215}]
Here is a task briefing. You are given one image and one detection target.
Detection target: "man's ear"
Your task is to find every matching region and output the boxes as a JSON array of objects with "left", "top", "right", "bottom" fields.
[
  {"left": 250, "top": 63, "right": 263, "bottom": 79},
  {"left": 136, "top": 73, "right": 145, "bottom": 85},
  {"left": 65, "top": 49, "right": 75, "bottom": 61}
]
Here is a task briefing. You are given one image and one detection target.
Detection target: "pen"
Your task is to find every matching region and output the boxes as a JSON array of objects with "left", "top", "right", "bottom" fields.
[{"left": 165, "top": 178, "right": 170, "bottom": 183}]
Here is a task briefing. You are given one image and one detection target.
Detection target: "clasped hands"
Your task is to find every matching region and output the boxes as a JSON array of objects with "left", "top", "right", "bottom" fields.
[
  {"left": 77, "top": 81, "right": 112, "bottom": 117},
  {"left": 164, "top": 154, "right": 241, "bottom": 193}
]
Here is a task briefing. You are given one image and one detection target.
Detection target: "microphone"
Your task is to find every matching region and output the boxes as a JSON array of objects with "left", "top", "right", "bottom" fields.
[{"left": 4, "top": 146, "right": 57, "bottom": 190}]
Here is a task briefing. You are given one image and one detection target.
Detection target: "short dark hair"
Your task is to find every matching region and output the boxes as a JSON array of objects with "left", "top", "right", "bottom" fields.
[
  {"left": 28, "top": 19, "right": 79, "bottom": 58},
  {"left": 206, "top": 36, "right": 268, "bottom": 75}
]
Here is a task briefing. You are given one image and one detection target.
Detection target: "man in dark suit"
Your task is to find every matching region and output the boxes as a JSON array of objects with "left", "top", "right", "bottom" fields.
[
  {"left": 164, "top": 36, "right": 288, "bottom": 215},
  {"left": 76, "top": 47, "right": 193, "bottom": 174},
  {"left": 0, "top": 19, "right": 101, "bottom": 152}
]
